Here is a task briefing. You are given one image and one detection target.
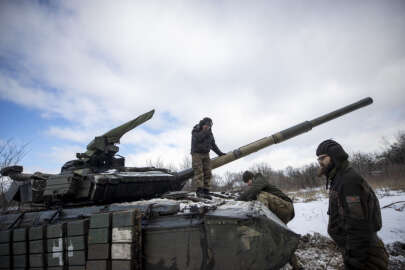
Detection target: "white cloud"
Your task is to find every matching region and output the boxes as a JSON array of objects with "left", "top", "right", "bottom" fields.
[{"left": 0, "top": 0, "right": 404, "bottom": 175}]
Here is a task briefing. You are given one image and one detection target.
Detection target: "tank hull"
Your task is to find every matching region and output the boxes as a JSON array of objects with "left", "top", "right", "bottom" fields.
[{"left": 0, "top": 198, "right": 299, "bottom": 270}]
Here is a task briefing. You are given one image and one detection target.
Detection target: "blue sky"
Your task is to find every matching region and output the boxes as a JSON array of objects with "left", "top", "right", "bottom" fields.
[{"left": 1, "top": 0, "right": 404, "bottom": 175}]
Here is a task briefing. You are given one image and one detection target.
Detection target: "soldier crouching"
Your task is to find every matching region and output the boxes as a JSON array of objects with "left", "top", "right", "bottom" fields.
[{"left": 238, "top": 171, "right": 303, "bottom": 270}]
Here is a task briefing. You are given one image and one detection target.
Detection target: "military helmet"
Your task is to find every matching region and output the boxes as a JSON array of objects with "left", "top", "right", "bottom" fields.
[{"left": 242, "top": 170, "right": 254, "bottom": 183}]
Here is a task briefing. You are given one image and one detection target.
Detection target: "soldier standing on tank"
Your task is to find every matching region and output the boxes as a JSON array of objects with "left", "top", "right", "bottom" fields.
[
  {"left": 316, "top": 139, "right": 388, "bottom": 270},
  {"left": 238, "top": 171, "right": 303, "bottom": 270},
  {"left": 191, "top": 117, "right": 225, "bottom": 199}
]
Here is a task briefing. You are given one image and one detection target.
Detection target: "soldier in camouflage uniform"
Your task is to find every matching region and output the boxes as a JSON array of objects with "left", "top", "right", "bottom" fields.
[
  {"left": 238, "top": 171, "right": 302, "bottom": 270},
  {"left": 316, "top": 139, "right": 388, "bottom": 270},
  {"left": 191, "top": 117, "right": 225, "bottom": 199}
]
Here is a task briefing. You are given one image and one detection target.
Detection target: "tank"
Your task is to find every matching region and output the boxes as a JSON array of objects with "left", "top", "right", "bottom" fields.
[{"left": 0, "top": 97, "right": 373, "bottom": 270}]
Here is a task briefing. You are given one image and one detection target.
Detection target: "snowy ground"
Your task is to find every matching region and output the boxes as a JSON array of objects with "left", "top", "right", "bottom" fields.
[
  {"left": 283, "top": 188, "right": 405, "bottom": 269},
  {"left": 288, "top": 189, "right": 405, "bottom": 244}
]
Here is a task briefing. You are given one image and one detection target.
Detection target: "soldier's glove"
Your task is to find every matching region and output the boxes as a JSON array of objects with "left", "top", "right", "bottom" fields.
[{"left": 219, "top": 152, "right": 226, "bottom": 156}]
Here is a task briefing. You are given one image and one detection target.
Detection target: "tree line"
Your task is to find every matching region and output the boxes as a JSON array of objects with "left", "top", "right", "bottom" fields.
[{"left": 208, "top": 131, "right": 405, "bottom": 192}]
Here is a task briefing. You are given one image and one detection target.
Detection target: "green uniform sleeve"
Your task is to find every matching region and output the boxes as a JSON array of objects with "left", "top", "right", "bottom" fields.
[{"left": 238, "top": 177, "right": 267, "bottom": 201}]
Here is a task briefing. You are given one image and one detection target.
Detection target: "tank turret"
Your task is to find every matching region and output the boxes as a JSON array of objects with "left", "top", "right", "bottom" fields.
[{"left": 1, "top": 98, "right": 373, "bottom": 206}]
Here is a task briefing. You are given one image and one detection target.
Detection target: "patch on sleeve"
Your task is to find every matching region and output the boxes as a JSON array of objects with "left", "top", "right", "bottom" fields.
[
  {"left": 346, "top": 196, "right": 364, "bottom": 219},
  {"left": 345, "top": 196, "right": 360, "bottom": 204}
]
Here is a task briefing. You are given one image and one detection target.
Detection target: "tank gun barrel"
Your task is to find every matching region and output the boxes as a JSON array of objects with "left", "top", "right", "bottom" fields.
[{"left": 211, "top": 97, "right": 372, "bottom": 169}]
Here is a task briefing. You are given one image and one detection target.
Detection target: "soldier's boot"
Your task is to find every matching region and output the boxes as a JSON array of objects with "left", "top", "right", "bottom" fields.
[{"left": 196, "top": 187, "right": 212, "bottom": 199}]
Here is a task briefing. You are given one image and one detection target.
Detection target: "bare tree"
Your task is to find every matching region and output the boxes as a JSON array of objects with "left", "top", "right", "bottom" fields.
[{"left": 0, "top": 138, "right": 29, "bottom": 207}]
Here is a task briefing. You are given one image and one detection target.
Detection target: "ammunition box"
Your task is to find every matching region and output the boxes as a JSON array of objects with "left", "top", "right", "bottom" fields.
[
  {"left": 30, "top": 239, "right": 45, "bottom": 254},
  {"left": 13, "top": 228, "right": 27, "bottom": 242},
  {"left": 47, "top": 238, "right": 64, "bottom": 253},
  {"left": 90, "top": 213, "right": 111, "bottom": 229},
  {"left": 112, "top": 210, "right": 139, "bottom": 227},
  {"left": 112, "top": 227, "right": 138, "bottom": 243},
  {"left": 13, "top": 254, "right": 28, "bottom": 267},
  {"left": 67, "top": 236, "right": 86, "bottom": 251},
  {"left": 0, "top": 243, "right": 10, "bottom": 256},
  {"left": 111, "top": 260, "right": 133, "bottom": 270},
  {"left": 111, "top": 243, "right": 134, "bottom": 260},
  {"left": 29, "top": 253, "right": 45, "bottom": 267},
  {"left": 86, "top": 260, "right": 109, "bottom": 270},
  {"left": 29, "top": 226, "right": 45, "bottom": 240},
  {"left": 13, "top": 241, "right": 27, "bottom": 255},
  {"left": 47, "top": 223, "right": 66, "bottom": 239},
  {"left": 67, "top": 220, "right": 89, "bottom": 236},
  {"left": 88, "top": 228, "right": 110, "bottom": 244},
  {"left": 0, "top": 255, "right": 10, "bottom": 268},
  {"left": 0, "top": 230, "right": 11, "bottom": 243},
  {"left": 87, "top": 244, "right": 110, "bottom": 260},
  {"left": 67, "top": 250, "right": 86, "bottom": 265},
  {"left": 47, "top": 252, "right": 64, "bottom": 266}
]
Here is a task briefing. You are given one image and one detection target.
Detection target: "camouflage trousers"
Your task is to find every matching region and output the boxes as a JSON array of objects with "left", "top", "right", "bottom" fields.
[
  {"left": 257, "top": 191, "right": 295, "bottom": 224},
  {"left": 192, "top": 153, "right": 211, "bottom": 189}
]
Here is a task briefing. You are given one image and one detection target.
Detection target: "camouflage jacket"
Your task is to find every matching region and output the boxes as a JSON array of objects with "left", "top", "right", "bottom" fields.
[
  {"left": 191, "top": 124, "right": 223, "bottom": 155},
  {"left": 238, "top": 175, "right": 292, "bottom": 203},
  {"left": 327, "top": 161, "right": 382, "bottom": 264}
]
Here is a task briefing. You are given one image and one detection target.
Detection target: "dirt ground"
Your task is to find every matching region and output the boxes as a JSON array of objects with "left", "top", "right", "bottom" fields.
[{"left": 281, "top": 233, "right": 405, "bottom": 270}]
